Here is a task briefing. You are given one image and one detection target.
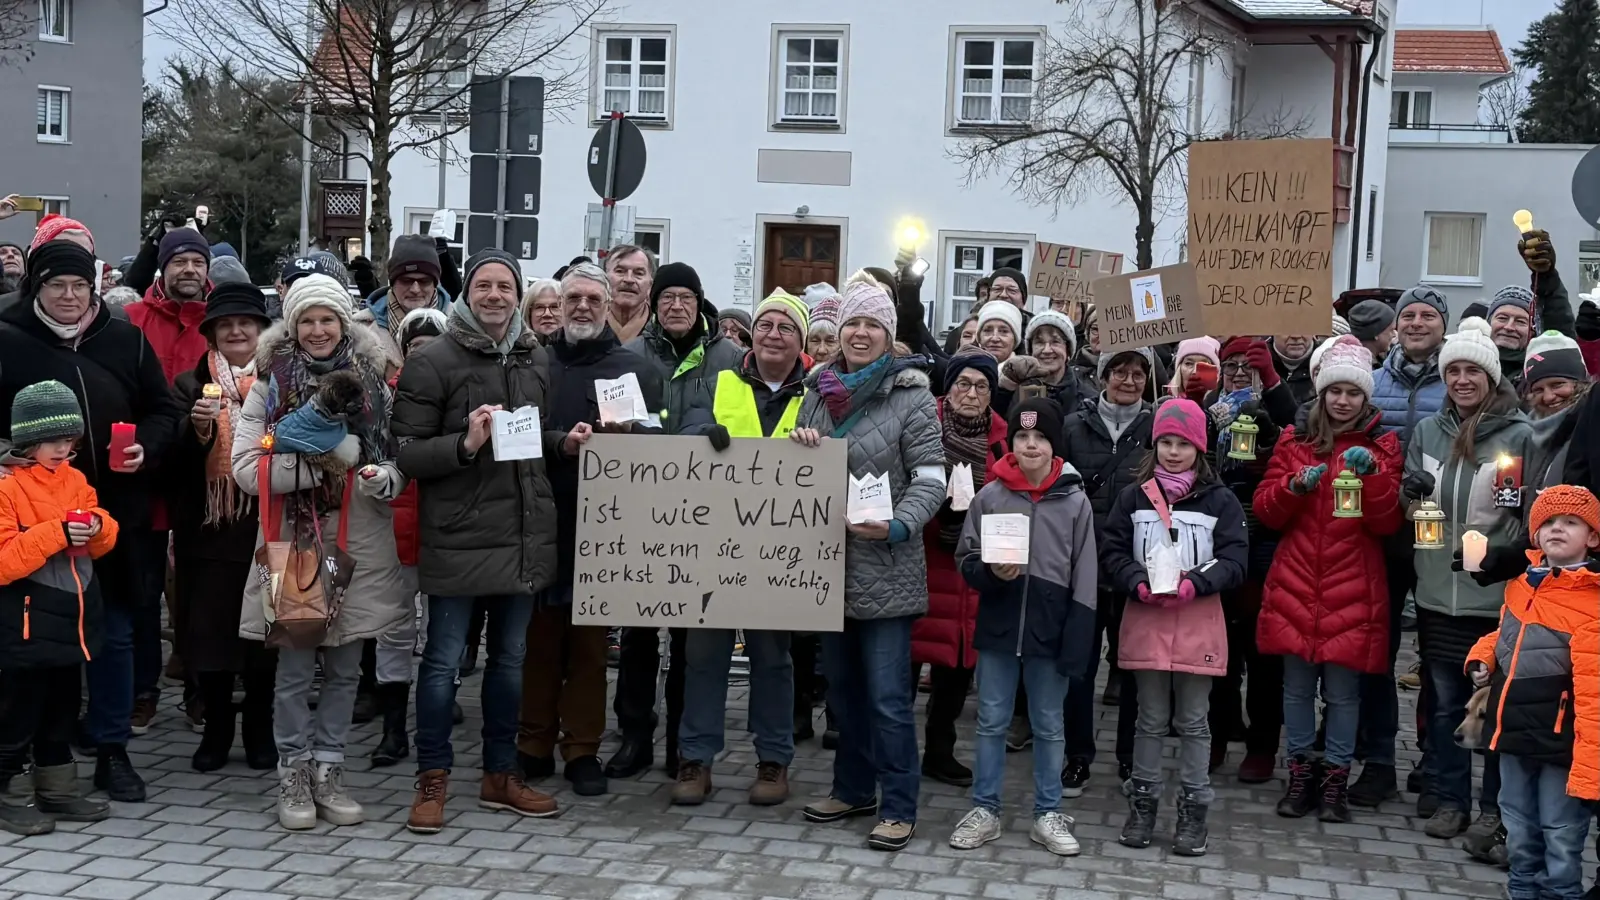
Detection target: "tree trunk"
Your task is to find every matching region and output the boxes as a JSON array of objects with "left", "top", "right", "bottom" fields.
[
  {"left": 369, "top": 135, "right": 393, "bottom": 268},
  {"left": 1135, "top": 201, "right": 1156, "bottom": 271}
]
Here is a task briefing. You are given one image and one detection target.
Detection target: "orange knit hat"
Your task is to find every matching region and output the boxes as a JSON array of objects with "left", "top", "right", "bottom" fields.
[{"left": 1529, "top": 485, "right": 1600, "bottom": 539}]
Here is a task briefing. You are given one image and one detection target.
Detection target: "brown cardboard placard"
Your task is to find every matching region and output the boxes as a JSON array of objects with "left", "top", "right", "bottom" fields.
[
  {"left": 1029, "top": 242, "right": 1125, "bottom": 321},
  {"left": 1188, "top": 138, "right": 1336, "bottom": 337},
  {"left": 572, "top": 433, "right": 847, "bottom": 631},
  {"left": 1094, "top": 262, "right": 1205, "bottom": 354}
]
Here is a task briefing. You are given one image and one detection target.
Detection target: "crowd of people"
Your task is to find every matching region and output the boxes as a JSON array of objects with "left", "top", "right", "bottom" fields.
[{"left": 0, "top": 194, "right": 1597, "bottom": 898}]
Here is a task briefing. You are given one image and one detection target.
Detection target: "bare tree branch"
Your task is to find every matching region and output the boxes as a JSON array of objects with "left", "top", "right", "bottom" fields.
[
  {"left": 0, "top": 0, "right": 37, "bottom": 68},
  {"left": 1482, "top": 68, "right": 1527, "bottom": 141}
]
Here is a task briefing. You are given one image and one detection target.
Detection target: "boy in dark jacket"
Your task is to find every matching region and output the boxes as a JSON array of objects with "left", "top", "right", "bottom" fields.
[
  {"left": 0, "top": 381, "right": 120, "bottom": 834},
  {"left": 950, "top": 397, "right": 1098, "bottom": 857}
]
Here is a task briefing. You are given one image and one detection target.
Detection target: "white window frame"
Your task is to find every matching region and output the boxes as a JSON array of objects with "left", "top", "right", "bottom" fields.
[
  {"left": 405, "top": 208, "right": 467, "bottom": 261},
  {"left": 35, "top": 196, "right": 68, "bottom": 222},
  {"left": 1421, "top": 212, "right": 1485, "bottom": 286},
  {"left": 1186, "top": 51, "right": 1207, "bottom": 135},
  {"left": 1229, "top": 61, "right": 1247, "bottom": 133},
  {"left": 1391, "top": 89, "right": 1432, "bottom": 128},
  {"left": 632, "top": 217, "right": 670, "bottom": 263},
  {"left": 38, "top": 0, "right": 69, "bottom": 41},
  {"left": 36, "top": 86, "right": 69, "bottom": 143},
  {"left": 935, "top": 230, "right": 1034, "bottom": 332},
  {"left": 947, "top": 28, "right": 1042, "bottom": 132},
  {"left": 1373, "top": 7, "right": 1391, "bottom": 81},
  {"left": 591, "top": 26, "right": 676, "bottom": 127},
  {"left": 769, "top": 25, "right": 848, "bottom": 131},
  {"left": 419, "top": 32, "right": 472, "bottom": 116}
]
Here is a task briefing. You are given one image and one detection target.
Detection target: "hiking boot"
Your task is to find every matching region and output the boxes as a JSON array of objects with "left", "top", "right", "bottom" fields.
[
  {"left": 0, "top": 774, "right": 53, "bottom": 835},
  {"left": 1461, "top": 811, "right": 1505, "bottom": 863},
  {"left": 867, "top": 819, "right": 914, "bottom": 851},
  {"left": 407, "top": 769, "right": 448, "bottom": 834},
  {"left": 921, "top": 752, "right": 973, "bottom": 788},
  {"left": 1277, "top": 756, "right": 1319, "bottom": 818},
  {"left": 749, "top": 762, "right": 789, "bottom": 806},
  {"left": 480, "top": 771, "right": 559, "bottom": 818},
  {"left": 312, "top": 762, "right": 363, "bottom": 826},
  {"left": 369, "top": 682, "right": 410, "bottom": 769},
  {"left": 1318, "top": 764, "right": 1351, "bottom": 824},
  {"left": 277, "top": 761, "right": 316, "bottom": 830},
  {"left": 564, "top": 755, "right": 607, "bottom": 797},
  {"left": 1397, "top": 661, "right": 1421, "bottom": 690},
  {"left": 1423, "top": 807, "right": 1470, "bottom": 839},
  {"left": 671, "top": 761, "right": 712, "bottom": 806},
  {"left": 33, "top": 763, "right": 108, "bottom": 822},
  {"left": 92, "top": 745, "right": 146, "bottom": 802},
  {"left": 1172, "top": 791, "right": 1209, "bottom": 857},
  {"left": 1060, "top": 757, "right": 1091, "bottom": 798},
  {"left": 1238, "top": 752, "right": 1276, "bottom": 784},
  {"left": 1005, "top": 717, "right": 1033, "bottom": 752},
  {"left": 803, "top": 795, "right": 878, "bottom": 823},
  {"left": 1120, "top": 779, "right": 1159, "bottom": 848},
  {"left": 948, "top": 807, "right": 1002, "bottom": 850},
  {"left": 1348, "top": 762, "right": 1398, "bottom": 807},
  {"left": 129, "top": 695, "right": 157, "bottom": 736},
  {"left": 1030, "top": 811, "right": 1080, "bottom": 857}
]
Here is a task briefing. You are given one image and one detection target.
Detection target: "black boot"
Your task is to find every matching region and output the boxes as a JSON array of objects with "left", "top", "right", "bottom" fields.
[
  {"left": 605, "top": 736, "right": 653, "bottom": 779},
  {"left": 240, "top": 670, "right": 276, "bottom": 771},
  {"left": 1119, "top": 779, "right": 1158, "bottom": 848},
  {"left": 1276, "top": 755, "right": 1319, "bottom": 818},
  {"left": 920, "top": 751, "right": 973, "bottom": 787},
  {"left": 353, "top": 640, "right": 378, "bottom": 724},
  {"left": 93, "top": 745, "right": 146, "bottom": 803},
  {"left": 1172, "top": 791, "right": 1209, "bottom": 856},
  {"left": 192, "top": 673, "right": 236, "bottom": 773},
  {"left": 1319, "top": 764, "right": 1351, "bottom": 823},
  {"left": 370, "top": 682, "right": 410, "bottom": 768}
]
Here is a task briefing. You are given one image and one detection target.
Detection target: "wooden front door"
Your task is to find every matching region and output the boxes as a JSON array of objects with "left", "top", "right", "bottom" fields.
[{"left": 764, "top": 224, "right": 840, "bottom": 296}]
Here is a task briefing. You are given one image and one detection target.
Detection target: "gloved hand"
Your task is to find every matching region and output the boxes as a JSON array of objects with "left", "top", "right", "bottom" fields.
[
  {"left": 1402, "top": 471, "right": 1436, "bottom": 501},
  {"left": 1243, "top": 340, "right": 1282, "bottom": 390},
  {"left": 1290, "top": 463, "right": 1327, "bottom": 495},
  {"left": 1468, "top": 661, "right": 1490, "bottom": 688},
  {"left": 706, "top": 424, "right": 731, "bottom": 453},
  {"left": 355, "top": 464, "right": 397, "bottom": 500},
  {"left": 1519, "top": 229, "right": 1556, "bottom": 274},
  {"left": 1136, "top": 582, "right": 1152, "bottom": 603},
  {"left": 1577, "top": 300, "right": 1600, "bottom": 342},
  {"left": 1341, "top": 446, "right": 1378, "bottom": 476},
  {"left": 1452, "top": 540, "right": 1527, "bottom": 587},
  {"left": 1177, "top": 578, "right": 1196, "bottom": 604}
]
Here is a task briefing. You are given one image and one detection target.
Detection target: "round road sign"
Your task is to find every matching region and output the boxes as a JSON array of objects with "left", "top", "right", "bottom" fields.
[{"left": 587, "top": 116, "right": 647, "bottom": 202}]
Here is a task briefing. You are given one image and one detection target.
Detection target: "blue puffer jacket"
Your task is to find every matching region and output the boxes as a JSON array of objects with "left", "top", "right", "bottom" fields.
[{"left": 1370, "top": 345, "right": 1446, "bottom": 450}]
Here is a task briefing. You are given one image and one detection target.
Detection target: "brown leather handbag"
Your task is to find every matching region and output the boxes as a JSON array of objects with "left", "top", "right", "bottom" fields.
[{"left": 254, "top": 458, "right": 356, "bottom": 650}]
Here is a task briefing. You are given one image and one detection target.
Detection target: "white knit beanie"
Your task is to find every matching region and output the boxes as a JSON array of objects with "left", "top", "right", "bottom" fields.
[
  {"left": 282, "top": 274, "right": 355, "bottom": 332},
  {"left": 1024, "top": 308, "right": 1077, "bottom": 355},
  {"left": 1330, "top": 314, "right": 1351, "bottom": 337},
  {"left": 1438, "top": 317, "right": 1502, "bottom": 384},
  {"left": 1314, "top": 335, "right": 1375, "bottom": 397},
  {"left": 977, "top": 299, "right": 1023, "bottom": 347}
]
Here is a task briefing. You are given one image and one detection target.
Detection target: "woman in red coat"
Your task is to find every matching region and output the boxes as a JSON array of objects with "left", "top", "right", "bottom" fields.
[
  {"left": 1254, "top": 336, "right": 1403, "bottom": 824},
  {"left": 914, "top": 347, "right": 1007, "bottom": 787}
]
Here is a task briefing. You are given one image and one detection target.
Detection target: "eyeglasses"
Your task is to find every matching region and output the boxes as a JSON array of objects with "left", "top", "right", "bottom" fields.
[
  {"left": 658, "top": 291, "right": 698, "bottom": 308},
  {"left": 1221, "top": 362, "right": 1252, "bottom": 375},
  {"left": 989, "top": 285, "right": 1022, "bottom": 299},
  {"left": 1108, "top": 369, "right": 1148, "bottom": 383},
  {"left": 754, "top": 320, "right": 799, "bottom": 338},
  {"left": 1032, "top": 336, "right": 1069, "bottom": 350},
  {"left": 951, "top": 379, "right": 991, "bottom": 395}
]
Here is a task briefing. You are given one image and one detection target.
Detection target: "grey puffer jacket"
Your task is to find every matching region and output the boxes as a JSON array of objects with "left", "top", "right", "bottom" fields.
[
  {"left": 391, "top": 301, "right": 560, "bottom": 598},
  {"left": 625, "top": 316, "right": 742, "bottom": 434},
  {"left": 796, "top": 356, "right": 945, "bottom": 620}
]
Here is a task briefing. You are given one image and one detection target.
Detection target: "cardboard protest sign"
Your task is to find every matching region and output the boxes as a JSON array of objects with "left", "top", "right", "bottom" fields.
[
  {"left": 1093, "top": 263, "right": 1204, "bottom": 354},
  {"left": 572, "top": 434, "right": 847, "bottom": 631},
  {"left": 1029, "top": 242, "right": 1124, "bottom": 320},
  {"left": 1188, "top": 138, "right": 1336, "bottom": 337}
]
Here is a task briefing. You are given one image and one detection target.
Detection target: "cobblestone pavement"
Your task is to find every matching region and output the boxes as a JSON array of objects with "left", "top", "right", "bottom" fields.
[{"left": 0, "top": 642, "right": 1581, "bottom": 900}]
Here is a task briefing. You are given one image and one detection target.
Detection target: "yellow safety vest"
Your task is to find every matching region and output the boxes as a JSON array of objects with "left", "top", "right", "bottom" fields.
[{"left": 712, "top": 369, "right": 802, "bottom": 439}]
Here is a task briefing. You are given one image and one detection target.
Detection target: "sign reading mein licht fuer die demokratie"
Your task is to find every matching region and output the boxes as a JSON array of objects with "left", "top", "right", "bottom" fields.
[{"left": 572, "top": 434, "right": 847, "bottom": 631}]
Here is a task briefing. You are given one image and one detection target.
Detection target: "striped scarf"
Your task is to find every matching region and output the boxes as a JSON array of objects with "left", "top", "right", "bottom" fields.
[
  {"left": 204, "top": 350, "right": 256, "bottom": 525},
  {"left": 938, "top": 396, "right": 992, "bottom": 548}
]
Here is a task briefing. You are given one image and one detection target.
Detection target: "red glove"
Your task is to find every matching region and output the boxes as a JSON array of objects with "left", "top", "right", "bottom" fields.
[
  {"left": 1177, "top": 578, "right": 1196, "bottom": 604},
  {"left": 1244, "top": 341, "right": 1281, "bottom": 389},
  {"left": 1183, "top": 361, "right": 1219, "bottom": 402}
]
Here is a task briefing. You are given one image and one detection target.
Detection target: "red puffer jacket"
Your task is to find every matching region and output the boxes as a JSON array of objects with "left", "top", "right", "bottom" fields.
[
  {"left": 387, "top": 373, "right": 419, "bottom": 567},
  {"left": 913, "top": 407, "right": 1008, "bottom": 669},
  {"left": 1254, "top": 413, "right": 1404, "bottom": 673}
]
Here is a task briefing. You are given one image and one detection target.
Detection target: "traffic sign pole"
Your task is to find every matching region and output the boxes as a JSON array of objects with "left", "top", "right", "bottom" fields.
[
  {"left": 598, "top": 110, "right": 623, "bottom": 259},
  {"left": 495, "top": 78, "right": 511, "bottom": 250}
]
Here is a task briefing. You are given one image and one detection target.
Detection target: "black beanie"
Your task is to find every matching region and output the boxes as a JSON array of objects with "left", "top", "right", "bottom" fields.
[
  {"left": 1523, "top": 331, "right": 1588, "bottom": 387},
  {"left": 989, "top": 267, "right": 1028, "bottom": 296},
  {"left": 1007, "top": 396, "right": 1064, "bottom": 456},
  {"left": 22, "top": 240, "right": 96, "bottom": 300},
  {"left": 388, "top": 234, "right": 441, "bottom": 282},
  {"left": 650, "top": 262, "right": 703, "bottom": 309}
]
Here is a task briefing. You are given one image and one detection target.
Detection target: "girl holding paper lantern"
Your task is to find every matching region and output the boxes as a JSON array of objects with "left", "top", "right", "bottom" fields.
[
  {"left": 1253, "top": 336, "right": 1404, "bottom": 824},
  {"left": 1401, "top": 317, "right": 1533, "bottom": 847}
]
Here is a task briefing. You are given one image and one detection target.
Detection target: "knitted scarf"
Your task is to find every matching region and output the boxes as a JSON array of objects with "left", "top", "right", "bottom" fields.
[
  {"left": 815, "top": 353, "right": 892, "bottom": 425},
  {"left": 203, "top": 350, "right": 256, "bottom": 525},
  {"left": 1154, "top": 467, "right": 1196, "bottom": 502},
  {"left": 263, "top": 334, "right": 394, "bottom": 507},
  {"left": 938, "top": 396, "right": 993, "bottom": 549}
]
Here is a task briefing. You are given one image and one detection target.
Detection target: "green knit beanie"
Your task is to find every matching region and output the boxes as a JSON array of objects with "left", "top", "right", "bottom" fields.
[{"left": 11, "top": 380, "right": 84, "bottom": 447}]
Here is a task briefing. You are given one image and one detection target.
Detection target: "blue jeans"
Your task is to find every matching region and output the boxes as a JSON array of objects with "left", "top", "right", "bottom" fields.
[
  {"left": 416, "top": 594, "right": 535, "bottom": 773},
  {"left": 1426, "top": 659, "right": 1500, "bottom": 813},
  {"left": 1282, "top": 656, "right": 1362, "bottom": 767},
  {"left": 85, "top": 598, "right": 134, "bottom": 747},
  {"left": 821, "top": 615, "right": 920, "bottom": 823},
  {"left": 678, "top": 629, "right": 793, "bottom": 766},
  {"left": 972, "top": 651, "right": 1070, "bottom": 817},
  {"left": 1500, "top": 754, "right": 1592, "bottom": 900}
]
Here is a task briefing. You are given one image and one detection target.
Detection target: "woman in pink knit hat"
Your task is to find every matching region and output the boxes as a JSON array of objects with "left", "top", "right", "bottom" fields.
[{"left": 1167, "top": 336, "right": 1221, "bottom": 400}]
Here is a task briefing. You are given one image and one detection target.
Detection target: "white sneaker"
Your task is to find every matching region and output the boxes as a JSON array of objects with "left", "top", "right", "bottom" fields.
[
  {"left": 312, "top": 762, "right": 364, "bottom": 826},
  {"left": 1030, "top": 811, "right": 1080, "bottom": 856},
  {"left": 277, "top": 762, "right": 316, "bottom": 831},
  {"left": 948, "top": 807, "right": 1002, "bottom": 850}
]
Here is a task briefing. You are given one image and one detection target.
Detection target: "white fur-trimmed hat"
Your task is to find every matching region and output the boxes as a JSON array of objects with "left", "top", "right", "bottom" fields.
[
  {"left": 1314, "top": 335, "right": 1375, "bottom": 397},
  {"left": 1439, "top": 316, "right": 1501, "bottom": 385}
]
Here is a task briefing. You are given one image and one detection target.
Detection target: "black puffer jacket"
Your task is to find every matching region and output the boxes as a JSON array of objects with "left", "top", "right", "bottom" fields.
[
  {"left": 625, "top": 315, "right": 741, "bottom": 434},
  {"left": 392, "top": 304, "right": 560, "bottom": 597},
  {"left": 1061, "top": 400, "right": 1154, "bottom": 540}
]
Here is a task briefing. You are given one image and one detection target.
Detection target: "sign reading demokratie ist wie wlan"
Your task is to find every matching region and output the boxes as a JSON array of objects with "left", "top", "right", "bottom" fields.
[{"left": 571, "top": 433, "right": 848, "bottom": 631}]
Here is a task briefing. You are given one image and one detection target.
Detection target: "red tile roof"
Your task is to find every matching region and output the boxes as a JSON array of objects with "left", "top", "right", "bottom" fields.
[
  {"left": 310, "top": 5, "right": 373, "bottom": 102},
  {"left": 1394, "top": 28, "right": 1511, "bottom": 75}
]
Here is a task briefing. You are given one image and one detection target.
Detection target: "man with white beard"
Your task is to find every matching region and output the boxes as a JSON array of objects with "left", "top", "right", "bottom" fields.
[{"left": 514, "top": 263, "right": 665, "bottom": 798}]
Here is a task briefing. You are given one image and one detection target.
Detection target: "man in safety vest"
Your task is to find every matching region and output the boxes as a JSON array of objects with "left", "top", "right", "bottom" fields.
[{"left": 669, "top": 288, "right": 811, "bottom": 808}]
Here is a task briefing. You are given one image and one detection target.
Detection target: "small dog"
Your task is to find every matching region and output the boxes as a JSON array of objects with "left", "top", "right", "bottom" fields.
[{"left": 1454, "top": 685, "right": 1490, "bottom": 749}]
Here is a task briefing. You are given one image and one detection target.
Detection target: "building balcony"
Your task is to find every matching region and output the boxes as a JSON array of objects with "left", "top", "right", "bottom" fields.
[
  {"left": 1388, "top": 123, "right": 1512, "bottom": 144},
  {"left": 320, "top": 178, "right": 368, "bottom": 239}
]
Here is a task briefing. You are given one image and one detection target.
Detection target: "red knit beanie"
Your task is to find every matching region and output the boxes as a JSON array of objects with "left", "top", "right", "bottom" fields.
[{"left": 30, "top": 214, "right": 94, "bottom": 252}]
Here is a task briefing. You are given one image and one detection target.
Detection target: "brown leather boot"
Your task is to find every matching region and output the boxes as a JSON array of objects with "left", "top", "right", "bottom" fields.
[
  {"left": 749, "top": 762, "right": 789, "bottom": 806},
  {"left": 407, "top": 769, "right": 449, "bottom": 834},
  {"left": 670, "top": 761, "right": 712, "bottom": 806},
  {"left": 479, "top": 772, "right": 560, "bottom": 818}
]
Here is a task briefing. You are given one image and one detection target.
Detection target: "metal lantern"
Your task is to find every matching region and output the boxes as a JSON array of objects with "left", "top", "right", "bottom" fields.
[
  {"left": 1226, "top": 414, "right": 1260, "bottom": 461},
  {"left": 1332, "top": 469, "right": 1363, "bottom": 518},
  {"left": 1412, "top": 499, "right": 1446, "bottom": 549}
]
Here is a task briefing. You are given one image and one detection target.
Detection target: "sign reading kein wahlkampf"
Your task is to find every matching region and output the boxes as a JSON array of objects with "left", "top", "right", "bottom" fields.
[
  {"left": 572, "top": 434, "right": 847, "bottom": 631},
  {"left": 1188, "top": 138, "right": 1335, "bottom": 337}
]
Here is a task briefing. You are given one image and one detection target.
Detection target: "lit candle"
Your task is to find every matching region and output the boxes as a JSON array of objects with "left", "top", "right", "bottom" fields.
[
  {"left": 1462, "top": 530, "right": 1488, "bottom": 573},
  {"left": 202, "top": 383, "right": 222, "bottom": 400}
]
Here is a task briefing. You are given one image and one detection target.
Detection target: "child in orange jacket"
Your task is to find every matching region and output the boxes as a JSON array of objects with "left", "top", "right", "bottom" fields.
[
  {"left": 0, "top": 380, "right": 119, "bottom": 836},
  {"left": 1466, "top": 485, "right": 1599, "bottom": 900}
]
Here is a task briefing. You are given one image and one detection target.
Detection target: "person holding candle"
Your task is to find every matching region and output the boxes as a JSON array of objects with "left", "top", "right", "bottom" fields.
[
  {"left": 1101, "top": 398, "right": 1249, "bottom": 857},
  {"left": 1254, "top": 336, "right": 1404, "bottom": 822},
  {"left": 1402, "top": 317, "right": 1534, "bottom": 844}
]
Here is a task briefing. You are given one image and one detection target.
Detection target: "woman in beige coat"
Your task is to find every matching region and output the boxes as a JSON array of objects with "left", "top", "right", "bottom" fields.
[{"left": 230, "top": 274, "right": 411, "bottom": 831}]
